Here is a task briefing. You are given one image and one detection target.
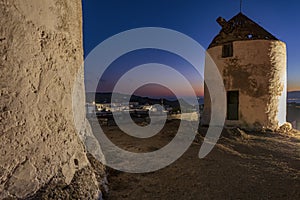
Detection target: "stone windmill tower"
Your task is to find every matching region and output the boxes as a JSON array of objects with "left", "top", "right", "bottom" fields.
[{"left": 202, "top": 12, "right": 287, "bottom": 130}]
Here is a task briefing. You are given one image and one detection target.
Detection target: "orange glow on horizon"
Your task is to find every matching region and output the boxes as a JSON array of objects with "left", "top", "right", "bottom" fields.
[{"left": 133, "top": 83, "right": 204, "bottom": 98}]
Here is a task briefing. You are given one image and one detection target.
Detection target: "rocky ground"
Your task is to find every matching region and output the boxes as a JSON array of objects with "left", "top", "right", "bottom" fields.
[{"left": 102, "top": 120, "right": 300, "bottom": 200}]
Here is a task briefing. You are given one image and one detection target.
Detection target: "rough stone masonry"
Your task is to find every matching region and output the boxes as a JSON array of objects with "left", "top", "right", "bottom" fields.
[{"left": 0, "top": 1, "right": 105, "bottom": 199}]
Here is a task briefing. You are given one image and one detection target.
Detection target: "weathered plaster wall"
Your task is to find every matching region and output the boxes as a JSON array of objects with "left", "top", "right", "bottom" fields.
[
  {"left": 203, "top": 40, "right": 287, "bottom": 130},
  {"left": 0, "top": 1, "right": 105, "bottom": 199}
]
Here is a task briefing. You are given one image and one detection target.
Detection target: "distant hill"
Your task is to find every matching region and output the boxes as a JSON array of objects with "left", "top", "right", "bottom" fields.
[
  {"left": 86, "top": 92, "right": 182, "bottom": 108},
  {"left": 288, "top": 91, "right": 300, "bottom": 99},
  {"left": 85, "top": 92, "right": 202, "bottom": 110},
  {"left": 87, "top": 92, "right": 298, "bottom": 105}
]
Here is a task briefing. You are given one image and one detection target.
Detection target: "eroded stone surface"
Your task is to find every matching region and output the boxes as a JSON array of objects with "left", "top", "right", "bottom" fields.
[
  {"left": 203, "top": 13, "right": 287, "bottom": 131},
  {"left": 0, "top": 1, "right": 105, "bottom": 198},
  {"left": 203, "top": 40, "right": 287, "bottom": 130}
]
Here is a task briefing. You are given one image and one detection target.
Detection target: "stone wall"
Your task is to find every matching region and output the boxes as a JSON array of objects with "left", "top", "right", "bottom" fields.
[
  {"left": 0, "top": 1, "right": 105, "bottom": 199},
  {"left": 203, "top": 40, "right": 287, "bottom": 130}
]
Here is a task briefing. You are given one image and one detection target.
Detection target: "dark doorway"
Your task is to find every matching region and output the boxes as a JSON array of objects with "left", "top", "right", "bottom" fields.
[{"left": 227, "top": 91, "right": 239, "bottom": 120}]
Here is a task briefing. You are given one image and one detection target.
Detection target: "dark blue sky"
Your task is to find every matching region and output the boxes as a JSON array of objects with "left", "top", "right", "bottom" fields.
[{"left": 83, "top": 0, "right": 300, "bottom": 96}]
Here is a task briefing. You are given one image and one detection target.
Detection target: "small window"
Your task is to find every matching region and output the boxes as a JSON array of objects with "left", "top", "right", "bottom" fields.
[{"left": 222, "top": 43, "right": 233, "bottom": 58}]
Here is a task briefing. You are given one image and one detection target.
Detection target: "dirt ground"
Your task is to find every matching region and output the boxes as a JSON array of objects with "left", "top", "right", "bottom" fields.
[{"left": 99, "top": 119, "right": 300, "bottom": 200}]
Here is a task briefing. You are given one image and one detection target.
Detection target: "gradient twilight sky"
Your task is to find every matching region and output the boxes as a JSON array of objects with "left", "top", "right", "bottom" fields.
[{"left": 83, "top": 0, "right": 300, "bottom": 97}]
